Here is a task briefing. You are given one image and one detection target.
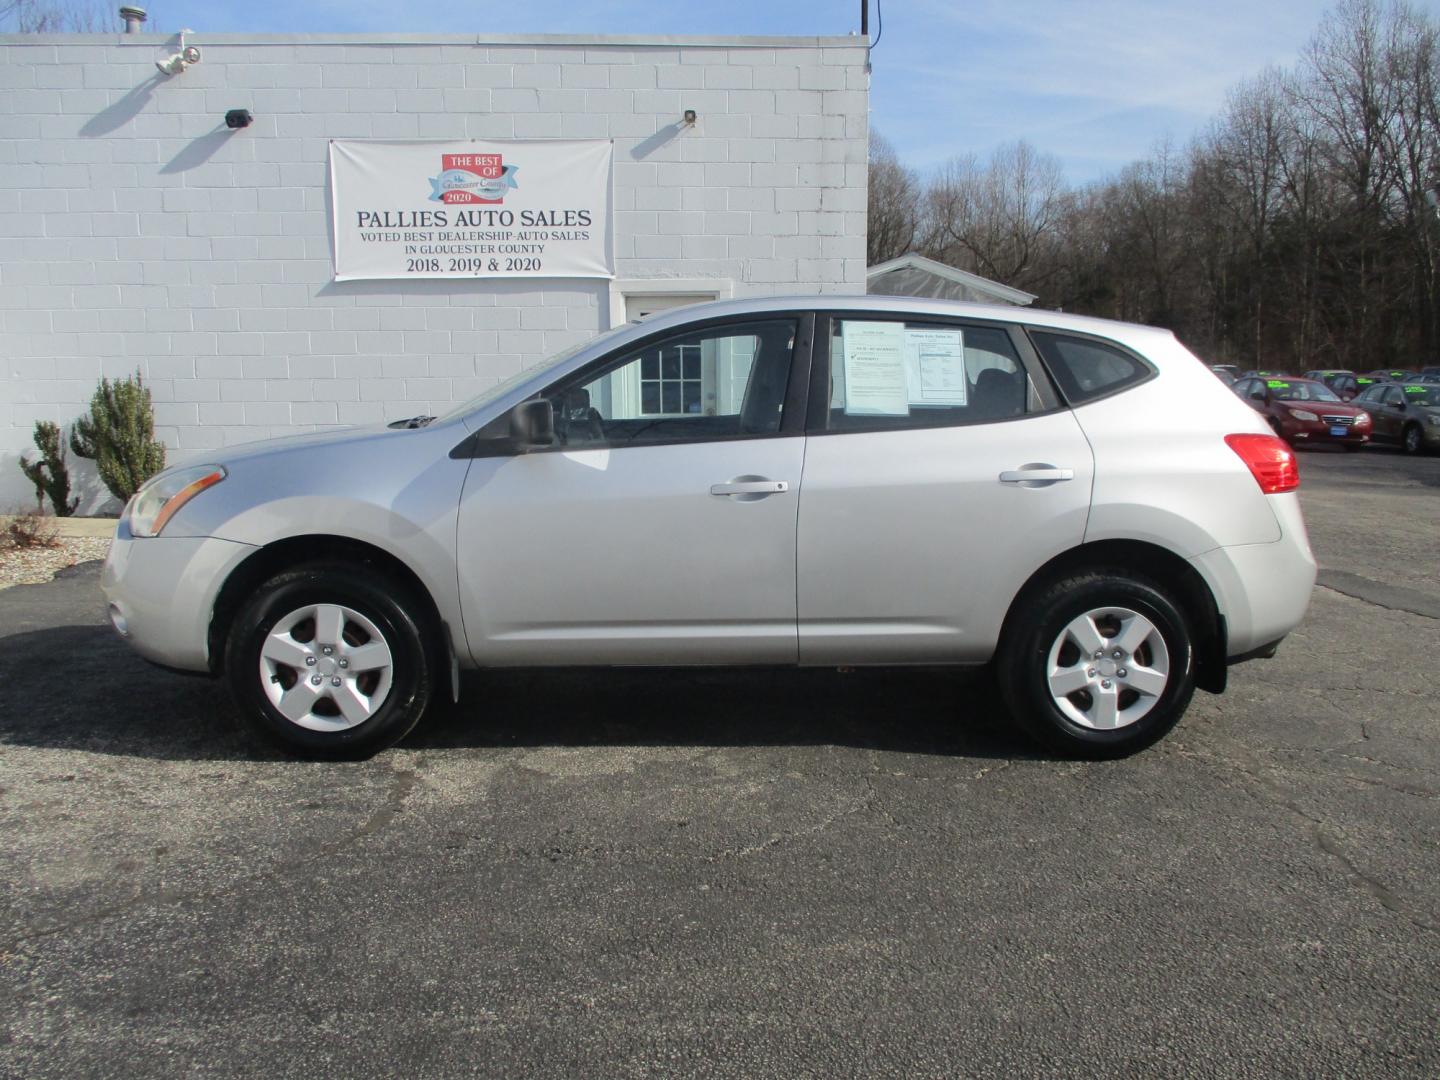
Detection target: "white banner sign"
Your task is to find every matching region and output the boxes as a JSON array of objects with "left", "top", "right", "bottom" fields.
[{"left": 329, "top": 139, "right": 614, "bottom": 281}]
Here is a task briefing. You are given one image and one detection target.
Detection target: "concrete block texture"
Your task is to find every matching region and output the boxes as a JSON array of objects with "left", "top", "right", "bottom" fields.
[{"left": 0, "top": 32, "right": 866, "bottom": 509}]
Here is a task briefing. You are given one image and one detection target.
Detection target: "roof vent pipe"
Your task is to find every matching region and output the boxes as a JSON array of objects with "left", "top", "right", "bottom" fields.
[{"left": 119, "top": 6, "right": 147, "bottom": 33}]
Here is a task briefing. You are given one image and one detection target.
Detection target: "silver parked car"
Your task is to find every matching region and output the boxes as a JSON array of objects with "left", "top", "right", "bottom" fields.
[{"left": 103, "top": 297, "right": 1317, "bottom": 759}]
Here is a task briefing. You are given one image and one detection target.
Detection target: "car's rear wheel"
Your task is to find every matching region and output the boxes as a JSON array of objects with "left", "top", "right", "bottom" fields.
[
  {"left": 1402, "top": 423, "right": 1423, "bottom": 455},
  {"left": 224, "top": 562, "right": 433, "bottom": 758},
  {"left": 996, "top": 570, "right": 1196, "bottom": 758}
]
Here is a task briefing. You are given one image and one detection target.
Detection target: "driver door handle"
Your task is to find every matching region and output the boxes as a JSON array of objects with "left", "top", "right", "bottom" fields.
[{"left": 710, "top": 480, "right": 789, "bottom": 496}]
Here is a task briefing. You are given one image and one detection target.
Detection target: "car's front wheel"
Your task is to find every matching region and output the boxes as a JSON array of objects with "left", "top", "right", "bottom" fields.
[
  {"left": 1402, "top": 423, "right": 1423, "bottom": 455},
  {"left": 224, "top": 562, "right": 433, "bottom": 758},
  {"left": 996, "top": 570, "right": 1196, "bottom": 758}
]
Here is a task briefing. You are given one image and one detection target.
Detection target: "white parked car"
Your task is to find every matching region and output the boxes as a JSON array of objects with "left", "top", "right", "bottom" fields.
[{"left": 103, "top": 297, "right": 1316, "bottom": 758}]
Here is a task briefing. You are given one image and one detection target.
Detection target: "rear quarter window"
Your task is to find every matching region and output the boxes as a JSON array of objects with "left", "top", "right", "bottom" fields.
[{"left": 1030, "top": 331, "right": 1154, "bottom": 405}]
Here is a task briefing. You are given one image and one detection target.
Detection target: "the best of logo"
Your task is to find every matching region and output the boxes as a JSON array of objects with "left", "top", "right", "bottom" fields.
[{"left": 428, "top": 153, "right": 520, "bottom": 204}]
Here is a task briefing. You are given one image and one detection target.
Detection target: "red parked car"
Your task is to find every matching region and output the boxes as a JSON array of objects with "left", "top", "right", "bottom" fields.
[{"left": 1231, "top": 375, "right": 1371, "bottom": 451}]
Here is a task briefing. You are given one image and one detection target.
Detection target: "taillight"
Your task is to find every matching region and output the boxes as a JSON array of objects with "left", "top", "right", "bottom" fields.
[{"left": 1225, "top": 433, "right": 1299, "bottom": 494}]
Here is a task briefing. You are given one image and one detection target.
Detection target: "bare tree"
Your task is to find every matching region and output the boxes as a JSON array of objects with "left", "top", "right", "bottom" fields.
[
  {"left": 867, "top": 2, "right": 1440, "bottom": 371},
  {"left": 1, "top": 0, "right": 111, "bottom": 31},
  {"left": 923, "top": 140, "right": 1065, "bottom": 292},
  {"left": 1198, "top": 70, "right": 1291, "bottom": 364},
  {"left": 1380, "top": 3, "right": 1440, "bottom": 356},
  {"left": 866, "top": 130, "right": 921, "bottom": 266}
]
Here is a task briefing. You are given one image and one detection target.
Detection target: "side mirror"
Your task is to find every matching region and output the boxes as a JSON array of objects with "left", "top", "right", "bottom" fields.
[{"left": 509, "top": 398, "right": 556, "bottom": 448}]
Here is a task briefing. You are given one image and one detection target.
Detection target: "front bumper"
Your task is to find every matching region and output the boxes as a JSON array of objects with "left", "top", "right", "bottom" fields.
[
  {"left": 101, "top": 524, "right": 258, "bottom": 672},
  {"left": 1277, "top": 416, "right": 1369, "bottom": 446}
]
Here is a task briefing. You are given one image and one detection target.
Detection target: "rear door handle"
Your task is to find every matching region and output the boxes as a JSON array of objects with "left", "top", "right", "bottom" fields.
[
  {"left": 998, "top": 467, "right": 1074, "bottom": 485},
  {"left": 710, "top": 480, "right": 789, "bottom": 496}
]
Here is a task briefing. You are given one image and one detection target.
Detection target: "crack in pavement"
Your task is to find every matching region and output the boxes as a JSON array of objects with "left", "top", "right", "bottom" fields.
[
  {"left": 1313, "top": 826, "right": 1421, "bottom": 924},
  {"left": 1334, "top": 773, "right": 1440, "bottom": 799},
  {"left": 1170, "top": 745, "right": 1439, "bottom": 936},
  {"left": 3, "top": 765, "right": 421, "bottom": 953},
  {"left": 1316, "top": 572, "right": 1440, "bottom": 621},
  {"left": 716, "top": 794, "right": 876, "bottom": 861}
]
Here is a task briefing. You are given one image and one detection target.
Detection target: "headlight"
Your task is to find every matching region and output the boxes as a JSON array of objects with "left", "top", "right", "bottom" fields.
[
  {"left": 1288, "top": 408, "right": 1319, "bottom": 422},
  {"left": 1353, "top": 411, "right": 1370, "bottom": 425},
  {"left": 126, "top": 465, "right": 226, "bottom": 537}
]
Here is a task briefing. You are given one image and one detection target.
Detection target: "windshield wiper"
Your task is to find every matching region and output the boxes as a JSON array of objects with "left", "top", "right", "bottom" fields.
[{"left": 387, "top": 415, "right": 436, "bottom": 430}]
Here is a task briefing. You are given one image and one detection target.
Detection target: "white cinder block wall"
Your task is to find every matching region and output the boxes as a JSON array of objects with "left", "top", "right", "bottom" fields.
[{"left": 0, "top": 32, "right": 869, "bottom": 510}]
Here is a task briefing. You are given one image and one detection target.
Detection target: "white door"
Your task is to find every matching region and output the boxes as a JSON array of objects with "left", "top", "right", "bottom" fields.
[
  {"left": 797, "top": 314, "right": 1095, "bottom": 664},
  {"left": 457, "top": 315, "right": 806, "bottom": 666}
]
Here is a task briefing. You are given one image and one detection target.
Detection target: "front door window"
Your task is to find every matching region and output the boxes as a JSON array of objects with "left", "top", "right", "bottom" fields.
[{"left": 546, "top": 319, "right": 798, "bottom": 448}]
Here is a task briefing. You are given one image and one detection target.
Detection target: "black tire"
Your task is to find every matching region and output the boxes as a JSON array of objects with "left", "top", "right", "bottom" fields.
[
  {"left": 1402, "top": 423, "right": 1423, "bottom": 455},
  {"left": 224, "top": 561, "right": 433, "bottom": 759},
  {"left": 995, "top": 570, "right": 1196, "bottom": 759}
]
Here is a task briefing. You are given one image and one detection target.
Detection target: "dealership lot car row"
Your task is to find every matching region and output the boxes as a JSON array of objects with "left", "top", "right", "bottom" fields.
[
  {"left": 1223, "top": 368, "right": 1440, "bottom": 454},
  {"left": 102, "top": 297, "right": 1318, "bottom": 759}
]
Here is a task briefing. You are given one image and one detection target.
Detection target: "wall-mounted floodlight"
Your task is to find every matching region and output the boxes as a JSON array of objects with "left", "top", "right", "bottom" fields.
[
  {"left": 156, "top": 29, "right": 201, "bottom": 76},
  {"left": 682, "top": 109, "right": 697, "bottom": 126},
  {"left": 225, "top": 109, "right": 253, "bottom": 129}
]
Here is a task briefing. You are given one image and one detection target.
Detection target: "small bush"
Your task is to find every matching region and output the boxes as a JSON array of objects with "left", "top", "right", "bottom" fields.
[
  {"left": 1, "top": 511, "right": 62, "bottom": 551},
  {"left": 18, "top": 420, "right": 79, "bottom": 517},
  {"left": 70, "top": 371, "right": 166, "bottom": 503}
]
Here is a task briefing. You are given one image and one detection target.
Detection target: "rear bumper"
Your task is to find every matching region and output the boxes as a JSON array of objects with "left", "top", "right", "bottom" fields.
[
  {"left": 1227, "top": 636, "right": 1285, "bottom": 665},
  {"left": 1188, "top": 494, "right": 1317, "bottom": 659},
  {"left": 101, "top": 526, "right": 258, "bottom": 672}
]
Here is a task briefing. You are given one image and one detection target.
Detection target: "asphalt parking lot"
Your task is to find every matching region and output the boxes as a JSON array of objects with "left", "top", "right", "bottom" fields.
[{"left": 2, "top": 447, "right": 1438, "bottom": 1078}]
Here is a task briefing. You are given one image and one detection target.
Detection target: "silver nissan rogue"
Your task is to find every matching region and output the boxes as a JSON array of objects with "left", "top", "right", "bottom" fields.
[{"left": 102, "top": 296, "right": 1316, "bottom": 758}]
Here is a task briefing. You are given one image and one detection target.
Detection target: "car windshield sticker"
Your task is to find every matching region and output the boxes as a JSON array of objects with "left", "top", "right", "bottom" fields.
[
  {"left": 840, "top": 321, "right": 910, "bottom": 416},
  {"left": 903, "top": 329, "right": 967, "bottom": 407},
  {"left": 1267, "top": 380, "right": 1290, "bottom": 389},
  {"left": 1405, "top": 385, "right": 1426, "bottom": 393}
]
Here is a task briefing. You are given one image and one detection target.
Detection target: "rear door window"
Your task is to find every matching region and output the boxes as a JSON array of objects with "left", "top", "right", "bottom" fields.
[{"left": 818, "top": 318, "right": 1044, "bottom": 432}]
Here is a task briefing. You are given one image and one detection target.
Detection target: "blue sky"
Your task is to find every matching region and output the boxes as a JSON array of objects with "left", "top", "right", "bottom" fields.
[{"left": 154, "top": 0, "right": 1440, "bottom": 185}]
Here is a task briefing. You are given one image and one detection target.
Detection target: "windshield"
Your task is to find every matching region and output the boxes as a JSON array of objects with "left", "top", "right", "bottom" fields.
[
  {"left": 1402, "top": 384, "right": 1440, "bottom": 406},
  {"left": 435, "top": 323, "right": 633, "bottom": 423},
  {"left": 1269, "top": 379, "right": 1340, "bottom": 402}
]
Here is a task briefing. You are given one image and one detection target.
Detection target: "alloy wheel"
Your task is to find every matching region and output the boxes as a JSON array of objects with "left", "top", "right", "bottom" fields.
[
  {"left": 1045, "top": 606, "right": 1171, "bottom": 731},
  {"left": 258, "top": 603, "right": 394, "bottom": 731}
]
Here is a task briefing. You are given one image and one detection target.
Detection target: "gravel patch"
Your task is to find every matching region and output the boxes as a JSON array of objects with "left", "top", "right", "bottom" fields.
[{"left": 0, "top": 535, "right": 111, "bottom": 590}]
